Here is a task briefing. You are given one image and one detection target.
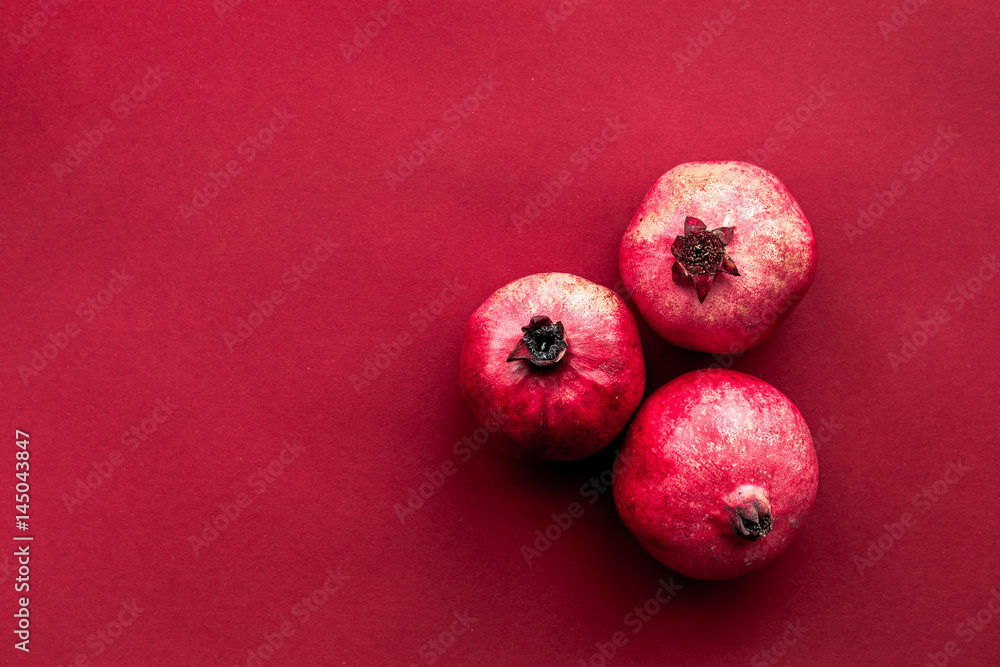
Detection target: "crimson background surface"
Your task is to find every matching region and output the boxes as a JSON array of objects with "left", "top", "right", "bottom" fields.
[{"left": 1, "top": 1, "right": 998, "bottom": 665}]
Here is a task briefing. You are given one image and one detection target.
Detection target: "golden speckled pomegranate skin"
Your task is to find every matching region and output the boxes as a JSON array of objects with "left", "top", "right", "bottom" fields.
[{"left": 620, "top": 161, "right": 817, "bottom": 354}]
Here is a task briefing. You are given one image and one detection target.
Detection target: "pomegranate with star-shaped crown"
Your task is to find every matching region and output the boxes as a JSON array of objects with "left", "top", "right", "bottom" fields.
[{"left": 620, "top": 161, "right": 817, "bottom": 354}]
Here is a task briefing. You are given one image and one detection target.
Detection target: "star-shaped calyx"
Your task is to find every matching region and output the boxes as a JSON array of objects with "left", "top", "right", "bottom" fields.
[{"left": 670, "top": 216, "right": 740, "bottom": 303}]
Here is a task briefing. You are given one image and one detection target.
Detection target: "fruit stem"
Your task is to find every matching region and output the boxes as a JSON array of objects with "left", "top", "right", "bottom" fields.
[
  {"left": 724, "top": 485, "right": 773, "bottom": 541},
  {"left": 506, "top": 315, "right": 568, "bottom": 367}
]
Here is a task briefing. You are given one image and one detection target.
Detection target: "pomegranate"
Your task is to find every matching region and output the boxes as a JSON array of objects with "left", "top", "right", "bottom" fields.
[
  {"left": 619, "top": 161, "right": 817, "bottom": 354},
  {"left": 459, "top": 273, "right": 645, "bottom": 460},
  {"left": 613, "top": 369, "right": 818, "bottom": 580}
]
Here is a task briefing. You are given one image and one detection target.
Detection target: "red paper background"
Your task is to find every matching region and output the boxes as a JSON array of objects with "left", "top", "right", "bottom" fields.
[{"left": 2, "top": 0, "right": 998, "bottom": 665}]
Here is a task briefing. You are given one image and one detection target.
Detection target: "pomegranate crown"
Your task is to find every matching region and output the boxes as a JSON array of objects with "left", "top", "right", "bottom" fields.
[
  {"left": 670, "top": 216, "right": 740, "bottom": 303},
  {"left": 506, "top": 315, "right": 568, "bottom": 367}
]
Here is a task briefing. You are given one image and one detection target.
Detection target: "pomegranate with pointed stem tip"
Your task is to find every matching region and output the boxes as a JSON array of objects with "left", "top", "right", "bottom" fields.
[
  {"left": 620, "top": 161, "right": 817, "bottom": 354},
  {"left": 459, "top": 273, "right": 645, "bottom": 461},
  {"left": 613, "top": 368, "right": 818, "bottom": 580}
]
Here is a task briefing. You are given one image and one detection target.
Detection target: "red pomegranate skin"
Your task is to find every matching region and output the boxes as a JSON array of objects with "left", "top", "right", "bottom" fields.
[
  {"left": 613, "top": 369, "right": 818, "bottom": 580},
  {"left": 459, "top": 273, "right": 645, "bottom": 461},
  {"left": 620, "top": 161, "right": 817, "bottom": 354}
]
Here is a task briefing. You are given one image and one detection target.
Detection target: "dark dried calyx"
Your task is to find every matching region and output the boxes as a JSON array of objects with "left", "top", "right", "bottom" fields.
[
  {"left": 725, "top": 486, "right": 773, "bottom": 542},
  {"left": 671, "top": 216, "right": 740, "bottom": 303},
  {"left": 734, "top": 510, "right": 773, "bottom": 541},
  {"left": 506, "top": 315, "right": 568, "bottom": 366}
]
